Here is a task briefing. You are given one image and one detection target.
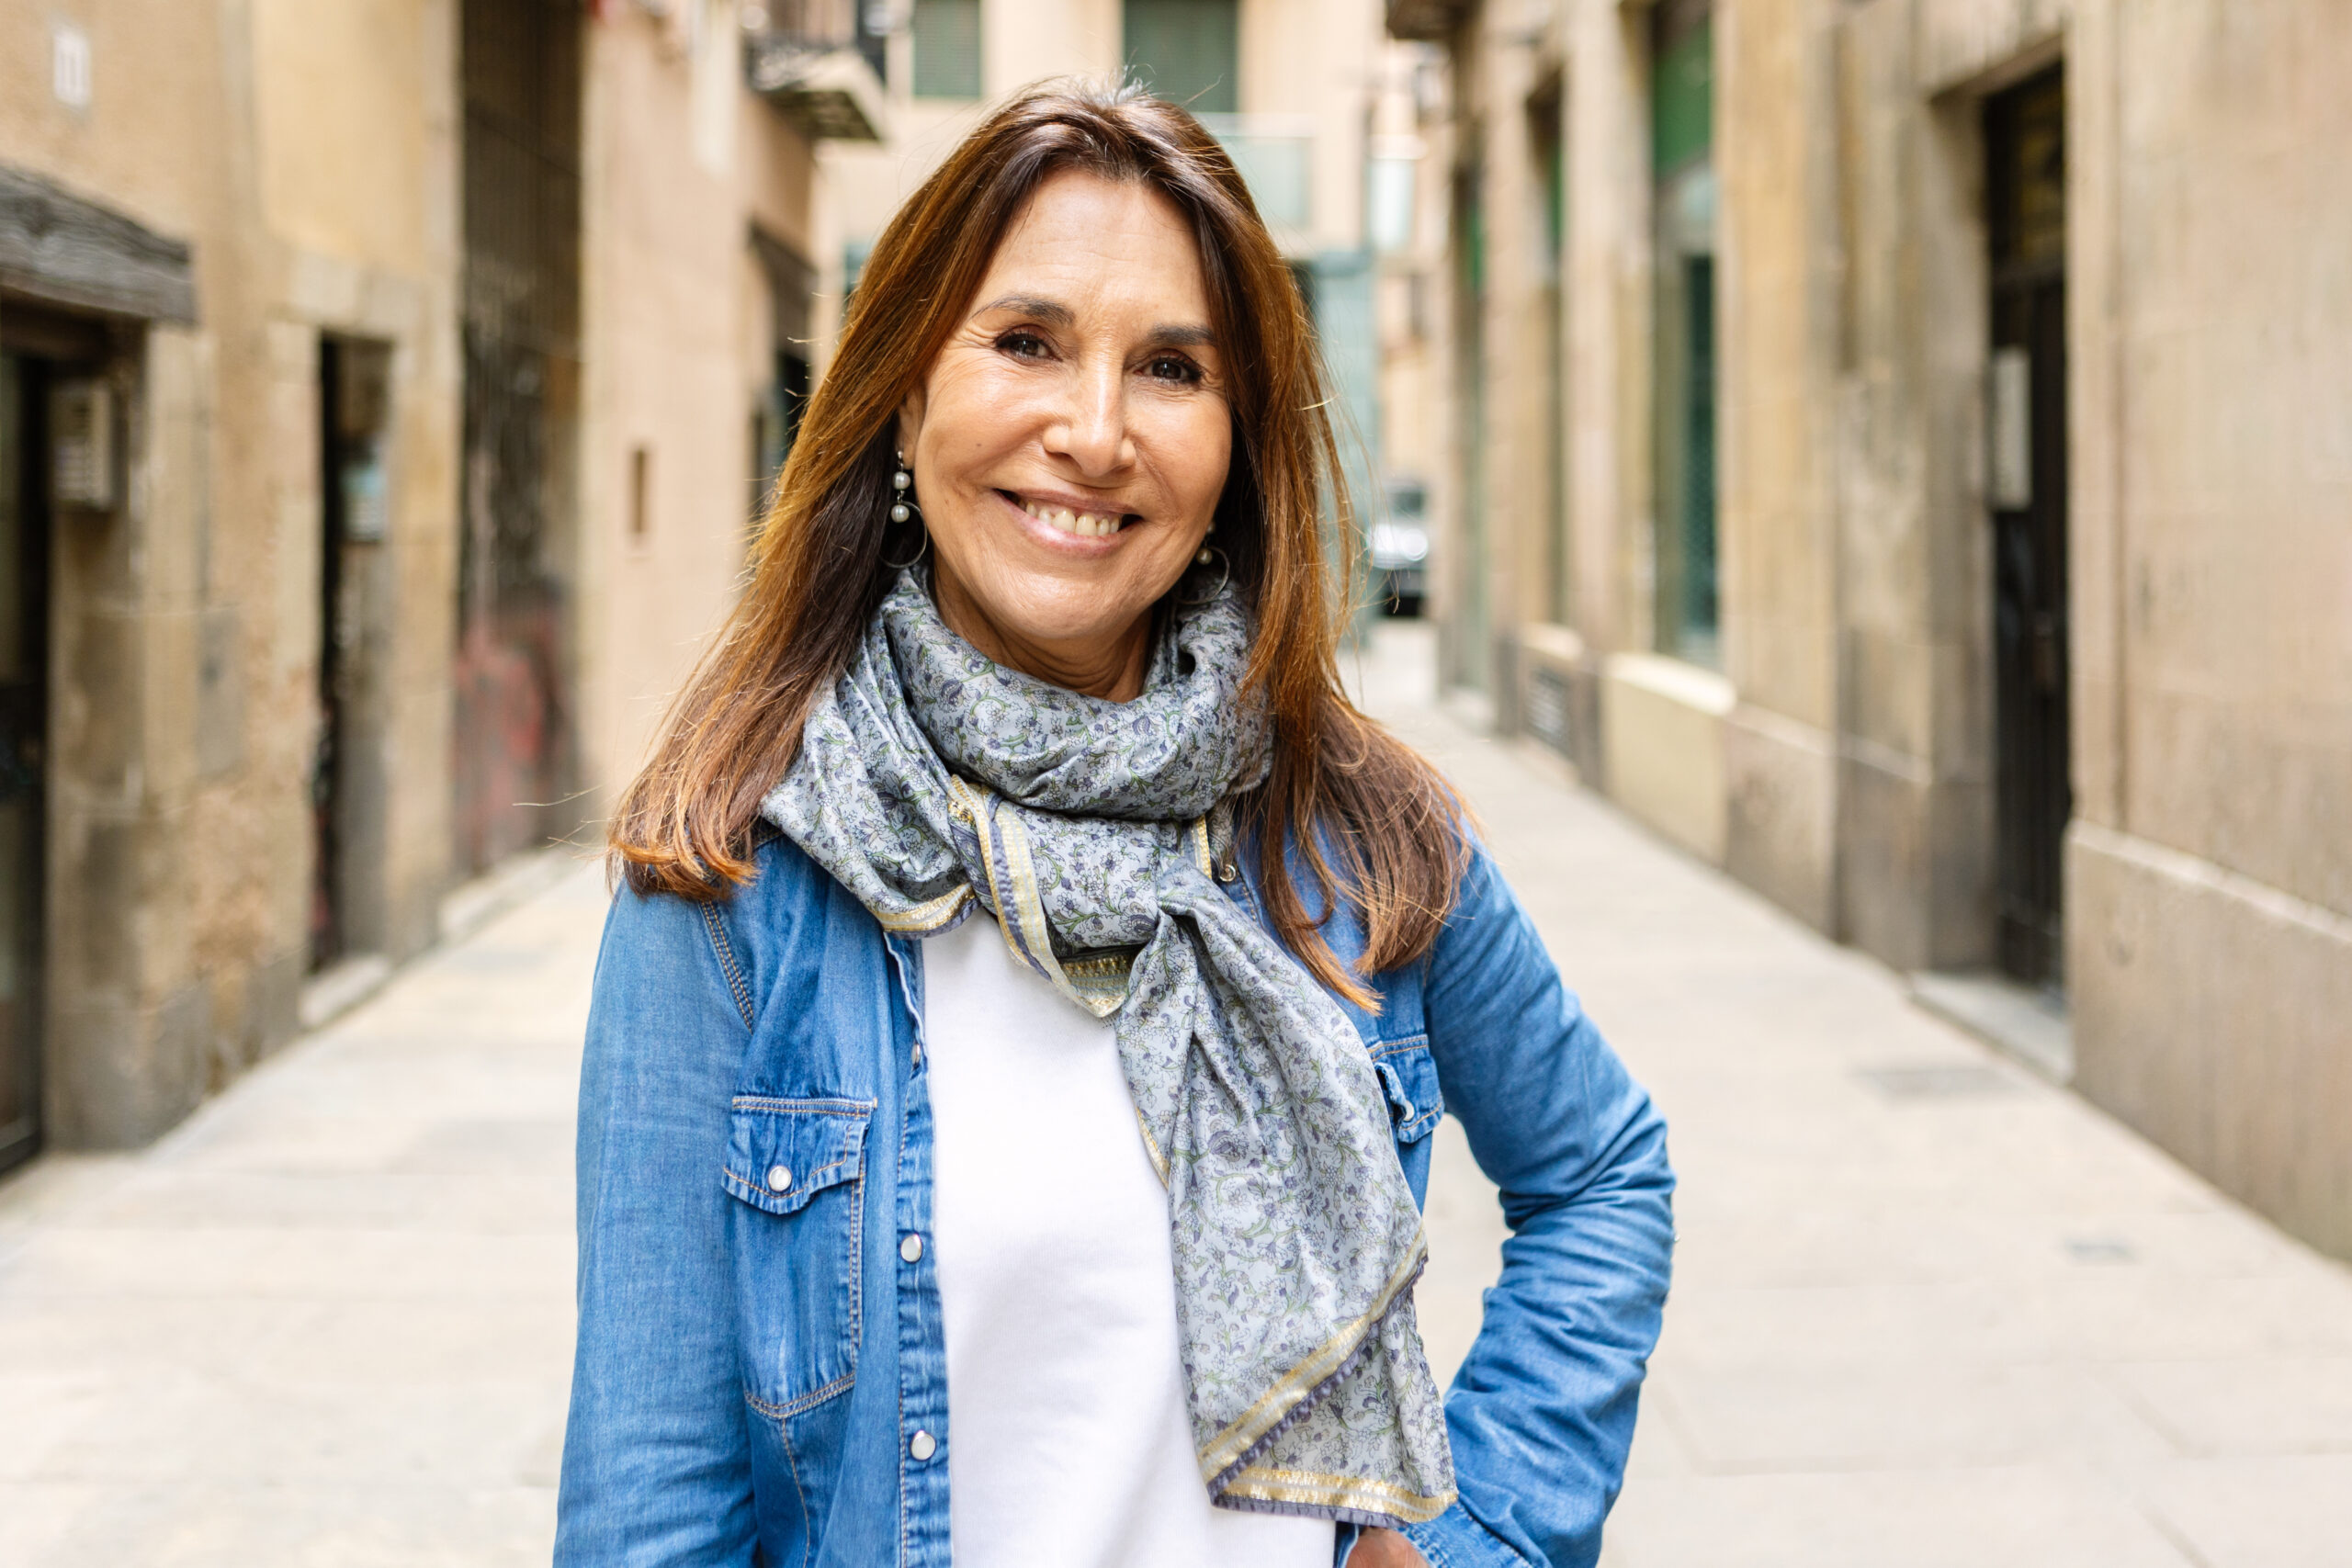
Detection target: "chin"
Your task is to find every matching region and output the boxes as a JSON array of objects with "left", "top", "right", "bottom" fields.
[{"left": 989, "top": 579, "right": 1147, "bottom": 638}]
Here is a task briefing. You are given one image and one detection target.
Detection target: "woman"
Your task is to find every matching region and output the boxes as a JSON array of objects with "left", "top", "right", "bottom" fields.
[{"left": 559, "top": 83, "right": 1672, "bottom": 1568}]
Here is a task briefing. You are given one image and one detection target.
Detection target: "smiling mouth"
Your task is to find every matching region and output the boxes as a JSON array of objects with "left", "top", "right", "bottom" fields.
[{"left": 1006, "top": 491, "right": 1136, "bottom": 539}]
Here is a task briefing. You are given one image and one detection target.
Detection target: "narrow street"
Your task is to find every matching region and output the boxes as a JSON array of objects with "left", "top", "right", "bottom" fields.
[
  {"left": 1, "top": 624, "right": 2346, "bottom": 1566},
  {"left": 1352, "top": 624, "right": 2352, "bottom": 1568}
]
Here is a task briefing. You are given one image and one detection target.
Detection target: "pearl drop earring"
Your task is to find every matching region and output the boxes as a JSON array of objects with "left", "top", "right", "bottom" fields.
[{"left": 890, "top": 449, "right": 914, "bottom": 524}]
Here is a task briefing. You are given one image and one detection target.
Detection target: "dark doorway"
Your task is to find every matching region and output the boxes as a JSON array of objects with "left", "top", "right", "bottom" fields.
[
  {"left": 457, "top": 0, "right": 583, "bottom": 875},
  {"left": 1985, "top": 67, "right": 2070, "bottom": 987},
  {"left": 0, "top": 350, "right": 49, "bottom": 1175},
  {"left": 1451, "top": 157, "right": 1488, "bottom": 690},
  {"left": 313, "top": 338, "right": 393, "bottom": 969}
]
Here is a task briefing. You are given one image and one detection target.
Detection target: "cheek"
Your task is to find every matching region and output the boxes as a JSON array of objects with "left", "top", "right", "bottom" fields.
[
  {"left": 1143, "top": 402, "right": 1233, "bottom": 523},
  {"left": 923, "top": 359, "right": 1038, "bottom": 468}
]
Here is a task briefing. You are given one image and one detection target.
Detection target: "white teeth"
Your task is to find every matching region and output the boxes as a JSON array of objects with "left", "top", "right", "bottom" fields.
[{"left": 1022, "top": 498, "right": 1124, "bottom": 538}]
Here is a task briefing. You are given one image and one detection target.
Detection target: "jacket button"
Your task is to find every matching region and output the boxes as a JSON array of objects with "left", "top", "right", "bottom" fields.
[
  {"left": 765, "top": 1165, "right": 793, "bottom": 1192},
  {"left": 910, "top": 1429, "right": 937, "bottom": 1461},
  {"left": 899, "top": 1234, "right": 923, "bottom": 1263}
]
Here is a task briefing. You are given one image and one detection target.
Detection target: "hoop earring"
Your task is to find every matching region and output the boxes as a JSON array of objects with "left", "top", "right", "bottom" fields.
[
  {"left": 880, "top": 447, "right": 928, "bottom": 570},
  {"left": 1175, "top": 543, "right": 1230, "bottom": 605}
]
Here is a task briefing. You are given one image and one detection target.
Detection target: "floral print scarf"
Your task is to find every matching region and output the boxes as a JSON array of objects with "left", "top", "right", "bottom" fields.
[{"left": 762, "top": 570, "right": 1454, "bottom": 1527}]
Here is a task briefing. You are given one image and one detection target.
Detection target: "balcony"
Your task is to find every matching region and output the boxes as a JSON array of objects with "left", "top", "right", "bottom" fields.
[{"left": 743, "top": 0, "right": 889, "bottom": 141}]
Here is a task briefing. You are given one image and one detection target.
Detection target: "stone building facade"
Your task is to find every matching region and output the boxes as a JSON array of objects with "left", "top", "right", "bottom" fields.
[
  {"left": 1396, "top": 0, "right": 2352, "bottom": 1257},
  {"left": 0, "top": 0, "right": 861, "bottom": 1169}
]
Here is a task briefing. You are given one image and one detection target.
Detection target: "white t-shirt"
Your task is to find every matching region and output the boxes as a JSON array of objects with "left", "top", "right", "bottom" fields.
[{"left": 922, "top": 911, "right": 1337, "bottom": 1568}]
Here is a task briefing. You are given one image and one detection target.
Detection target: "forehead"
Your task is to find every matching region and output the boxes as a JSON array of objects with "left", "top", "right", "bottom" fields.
[{"left": 975, "top": 169, "right": 1211, "bottom": 321}]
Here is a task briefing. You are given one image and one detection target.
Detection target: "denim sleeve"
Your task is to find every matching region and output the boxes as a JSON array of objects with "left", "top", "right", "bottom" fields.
[
  {"left": 556, "top": 884, "right": 760, "bottom": 1566},
  {"left": 1401, "top": 844, "right": 1676, "bottom": 1568}
]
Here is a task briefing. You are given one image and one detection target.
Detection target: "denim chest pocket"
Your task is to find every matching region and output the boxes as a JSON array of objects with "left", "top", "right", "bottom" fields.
[
  {"left": 1372, "top": 1037, "right": 1443, "bottom": 1144},
  {"left": 723, "top": 1096, "right": 873, "bottom": 1414}
]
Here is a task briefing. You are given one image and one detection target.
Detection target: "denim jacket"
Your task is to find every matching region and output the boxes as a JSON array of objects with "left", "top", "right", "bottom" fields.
[{"left": 558, "top": 830, "right": 1674, "bottom": 1568}]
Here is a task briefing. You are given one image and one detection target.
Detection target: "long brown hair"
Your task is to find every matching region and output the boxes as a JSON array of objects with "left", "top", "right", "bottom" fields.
[{"left": 612, "top": 80, "right": 1465, "bottom": 1002}]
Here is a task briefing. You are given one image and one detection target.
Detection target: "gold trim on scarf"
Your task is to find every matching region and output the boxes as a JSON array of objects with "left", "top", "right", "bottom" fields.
[
  {"left": 1221, "top": 1465, "right": 1454, "bottom": 1523},
  {"left": 873, "top": 883, "right": 973, "bottom": 933},
  {"left": 952, "top": 775, "right": 1127, "bottom": 1021},
  {"left": 1195, "top": 1228, "right": 1433, "bottom": 1483}
]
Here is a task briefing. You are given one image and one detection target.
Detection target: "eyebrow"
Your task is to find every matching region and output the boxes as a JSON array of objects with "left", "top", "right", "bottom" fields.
[
  {"left": 973, "top": 293, "right": 1217, "bottom": 352},
  {"left": 975, "top": 293, "right": 1075, "bottom": 328}
]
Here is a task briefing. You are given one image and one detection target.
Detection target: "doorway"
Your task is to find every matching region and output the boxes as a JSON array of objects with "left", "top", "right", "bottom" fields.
[
  {"left": 1451, "top": 157, "right": 1488, "bottom": 691},
  {"left": 1984, "top": 66, "right": 2070, "bottom": 987},
  {"left": 312, "top": 338, "right": 393, "bottom": 970},
  {"left": 0, "top": 351, "right": 49, "bottom": 1175}
]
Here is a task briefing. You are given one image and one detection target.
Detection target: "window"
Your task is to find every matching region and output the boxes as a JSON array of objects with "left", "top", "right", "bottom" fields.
[
  {"left": 911, "top": 0, "right": 981, "bottom": 100},
  {"left": 628, "top": 445, "right": 651, "bottom": 543},
  {"left": 1122, "top": 0, "right": 1238, "bottom": 115},
  {"left": 1651, "top": 0, "right": 1716, "bottom": 666}
]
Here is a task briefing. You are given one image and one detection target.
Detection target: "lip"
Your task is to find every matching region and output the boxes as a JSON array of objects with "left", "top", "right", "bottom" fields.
[{"left": 992, "top": 487, "right": 1143, "bottom": 554}]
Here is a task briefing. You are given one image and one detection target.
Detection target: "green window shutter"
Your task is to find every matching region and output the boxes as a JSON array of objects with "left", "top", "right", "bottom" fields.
[
  {"left": 912, "top": 0, "right": 982, "bottom": 100},
  {"left": 1652, "top": 12, "right": 1712, "bottom": 175},
  {"left": 1651, "top": 5, "right": 1717, "bottom": 660},
  {"left": 1122, "top": 0, "right": 1238, "bottom": 115}
]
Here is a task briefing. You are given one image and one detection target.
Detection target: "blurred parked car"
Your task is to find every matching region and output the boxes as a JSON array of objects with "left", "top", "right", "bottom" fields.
[{"left": 1370, "top": 478, "right": 1429, "bottom": 616}]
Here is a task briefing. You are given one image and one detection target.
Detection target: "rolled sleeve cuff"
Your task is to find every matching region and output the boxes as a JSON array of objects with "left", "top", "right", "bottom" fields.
[{"left": 1400, "top": 1503, "right": 1535, "bottom": 1568}]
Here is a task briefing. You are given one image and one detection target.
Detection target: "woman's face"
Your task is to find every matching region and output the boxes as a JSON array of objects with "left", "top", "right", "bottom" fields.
[{"left": 898, "top": 169, "right": 1232, "bottom": 699}]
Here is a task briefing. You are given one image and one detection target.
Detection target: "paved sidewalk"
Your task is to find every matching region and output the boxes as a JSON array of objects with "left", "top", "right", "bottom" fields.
[
  {"left": 1, "top": 623, "right": 2346, "bottom": 1567},
  {"left": 0, "top": 863, "right": 608, "bottom": 1564},
  {"left": 1351, "top": 623, "right": 2352, "bottom": 1568}
]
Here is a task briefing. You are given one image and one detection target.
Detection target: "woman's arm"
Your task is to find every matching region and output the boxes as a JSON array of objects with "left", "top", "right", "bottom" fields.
[
  {"left": 1404, "top": 845, "right": 1676, "bottom": 1568},
  {"left": 555, "top": 883, "right": 761, "bottom": 1566}
]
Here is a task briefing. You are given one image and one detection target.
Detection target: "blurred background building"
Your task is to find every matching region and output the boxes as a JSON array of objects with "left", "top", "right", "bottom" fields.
[
  {"left": 5, "top": 0, "right": 2344, "bottom": 1285},
  {"left": 0, "top": 0, "right": 877, "bottom": 1168},
  {"left": 1394, "top": 0, "right": 2351, "bottom": 1258}
]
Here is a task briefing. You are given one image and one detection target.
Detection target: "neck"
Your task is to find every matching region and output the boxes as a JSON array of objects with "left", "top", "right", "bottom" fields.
[{"left": 931, "top": 571, "right": 1152, "bottom": 703}]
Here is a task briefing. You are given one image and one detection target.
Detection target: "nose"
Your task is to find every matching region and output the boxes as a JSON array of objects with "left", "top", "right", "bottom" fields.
[{"left": 1045, "top": 351, "right": 1135, "bottom": 479}]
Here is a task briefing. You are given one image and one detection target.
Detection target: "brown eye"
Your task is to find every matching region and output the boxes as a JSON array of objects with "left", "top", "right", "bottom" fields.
[
  {"left": 998, "top": 332, "right": 1050, "bottom": 359},
  {"left": 1146, "top": 355, "right": 1202, "bottom": 384}
]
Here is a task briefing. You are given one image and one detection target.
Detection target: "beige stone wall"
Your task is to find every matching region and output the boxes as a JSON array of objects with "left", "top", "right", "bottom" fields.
[
  {"left": 1714, "top": 0, "right": 1840, "bottom": 928},
  {"left": 250, "top": 1, "right": 465, "bottom": 971},
  {"left": 1419, "top": 0, "right": 1654, "bottom": 770},
  {"left": 1, "top": 0, "right": 820, "bottom": 1156},
  {"left": 2052, "top": 0, "right": 2352, "bottom": 1254},
  {"left": 575, "top": 6, "right": 821, "bottom": 812},
  {"left": 0, "top": 0, "right": 461, "bottom": 1143},
  {"left": 1422, "top": 0, "right": 2352, "bottom": 1256}
]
